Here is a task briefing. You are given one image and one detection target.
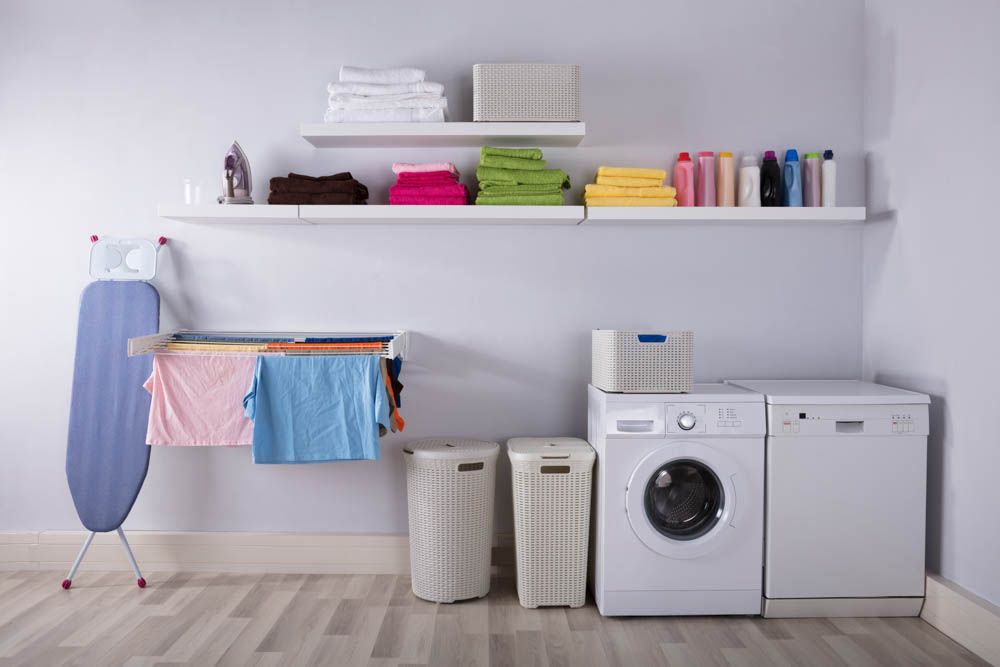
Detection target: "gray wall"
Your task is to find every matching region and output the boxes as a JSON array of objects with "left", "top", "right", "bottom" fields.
[
  {"left": 0, "top": 1, "right": 865, "bottom": 533},
  {"left": 863, "top": 0, "right": 1000, "bottom": 605}
]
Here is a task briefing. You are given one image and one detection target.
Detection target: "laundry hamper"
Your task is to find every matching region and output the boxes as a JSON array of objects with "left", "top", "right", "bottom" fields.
[
  {"left": 404, "top": 438, "right": 500, "bottom": 603},
  {"left": 507, "top": 437, "right": 595, "bottom": 608}
]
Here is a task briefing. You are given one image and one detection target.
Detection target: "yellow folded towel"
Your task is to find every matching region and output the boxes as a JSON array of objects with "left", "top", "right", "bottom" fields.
[
  {"left": 585, "top": 197, "right": 677, "bottom": 207},
  {"left": 595, "top": 175, "right": 664, "bottom": 188},
  {"left": 596, "top": 166, "right": 668, "bottom": 181},
  {"left": 585, "top": 184, "right": 677, "bottom": 198}
]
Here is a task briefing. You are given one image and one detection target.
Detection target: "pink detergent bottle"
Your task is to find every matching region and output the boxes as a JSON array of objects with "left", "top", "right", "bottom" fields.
[
  {"left": 696, "top": 151, "right": 716, "bottom": 206},
  {"left": 673, "top": 152, "right": 695, "bottom": 206}
]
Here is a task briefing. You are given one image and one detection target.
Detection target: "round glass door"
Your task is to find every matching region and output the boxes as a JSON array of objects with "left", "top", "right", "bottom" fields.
[{"left": 644, "top": 459, "right": 724, "bottom": 541}]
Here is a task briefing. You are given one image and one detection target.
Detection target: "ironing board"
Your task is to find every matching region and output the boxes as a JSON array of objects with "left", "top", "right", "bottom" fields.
[{"left": 63, "top": 280, "right": 159, "bottom": 589}]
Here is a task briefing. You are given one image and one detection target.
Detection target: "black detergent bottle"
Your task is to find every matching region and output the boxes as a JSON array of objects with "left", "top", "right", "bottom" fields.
[{"left": 760, "top": 150, "right": 782, "bottom": 206}]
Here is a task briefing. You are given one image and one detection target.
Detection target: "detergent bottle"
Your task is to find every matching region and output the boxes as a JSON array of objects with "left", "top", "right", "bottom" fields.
[
  {"left": 783, "top": 149, "right": 802, "bottom": 207},
  {"left": 738, "top": 155, "right": 761, "bottom": 207},
  {"left": 673, "top": 152, "right": 695, "bottom": 206},
  {"left": 696, "top": 152, "right": 716, "bottom": 206},
  {"left": 821, "top": 149, "right": 837, "bottom": 206},
  {"left": 760, "top": 150, "right": 782, "bottom": 207}
]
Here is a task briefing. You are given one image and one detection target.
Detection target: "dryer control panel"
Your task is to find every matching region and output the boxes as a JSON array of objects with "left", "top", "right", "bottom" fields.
[{"left": 767, "top": 403, "right": 929, "bottom": 437}]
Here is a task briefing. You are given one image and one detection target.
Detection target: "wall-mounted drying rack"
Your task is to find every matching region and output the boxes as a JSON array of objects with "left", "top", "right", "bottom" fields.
[{"left": 128, "top": 330, "right": 410, "bottom": 360}]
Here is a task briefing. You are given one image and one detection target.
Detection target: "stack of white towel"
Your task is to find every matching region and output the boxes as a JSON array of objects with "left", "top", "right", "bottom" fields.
[{"left": 325, "top": 66, "right": 448, "bottom": 123}]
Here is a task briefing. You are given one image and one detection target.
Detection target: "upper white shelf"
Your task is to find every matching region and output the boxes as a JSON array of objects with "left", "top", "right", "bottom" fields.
[
  {"left": 299, "top": 122, "right": 586, "bottom": 148},
  {"left": 299, "top": 205, "right": 583, "bottom": 225},
  {"left": 581, "top": 206, "right": 867, "bottom": 225}
]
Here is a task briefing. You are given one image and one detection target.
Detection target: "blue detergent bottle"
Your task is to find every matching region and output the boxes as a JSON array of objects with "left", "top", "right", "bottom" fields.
[{"left": 783, "top": 149, "right": 802, "bottom": 206}]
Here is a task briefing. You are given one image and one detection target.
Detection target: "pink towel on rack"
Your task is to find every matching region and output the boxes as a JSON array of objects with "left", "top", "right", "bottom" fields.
[
  {"left": 143, "top": 354, "right": 256, "bottom": 446},
  {"left": 392, "top": 162, "right": 459, "bottom": 177}
]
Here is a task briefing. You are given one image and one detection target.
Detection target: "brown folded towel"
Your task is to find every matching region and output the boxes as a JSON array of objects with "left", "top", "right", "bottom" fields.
[
  {"left": 267, "top": 192, "right": 366, "bottom": 205},
  {"left": 269, "top": 177, "right": 369, "bottom": 198},
  {"left": 287, "top": 172, "right": 354, "bottom": 182}
]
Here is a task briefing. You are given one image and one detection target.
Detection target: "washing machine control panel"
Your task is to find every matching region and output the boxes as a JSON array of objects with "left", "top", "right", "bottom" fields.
[{"left": 663, "top": 404, "right": 763, "bottom": 435}]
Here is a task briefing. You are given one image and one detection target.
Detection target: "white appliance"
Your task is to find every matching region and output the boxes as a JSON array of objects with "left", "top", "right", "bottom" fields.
[
  {"left": 588, "top": 383, "right": 766, "bottom": 616},
  {"left": 727, "top": 380, "right": 930, "bottom": 618}
]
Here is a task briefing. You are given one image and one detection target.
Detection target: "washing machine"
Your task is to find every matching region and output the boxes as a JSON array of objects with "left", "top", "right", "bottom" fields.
[
  {"left": 587, "top": 383, "right": 766, "bottom": 616},
  {"left": 727, "top": 380, "right": 930, "bottom": 617}
]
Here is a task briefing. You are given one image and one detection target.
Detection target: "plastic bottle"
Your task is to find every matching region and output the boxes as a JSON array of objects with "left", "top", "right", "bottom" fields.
[
  {"left": 696, "top": 151, "right": 716, "bottom": 206},
  {"left": 760, "top": 150, "right": 782, "bottom": 207},
  {"left": 803, "top": 152, "right": 822, "bottom": 207},
  {"left": 821, "top": 149, "right": 837, "bottom": 207},
  {"left": 782, "top": 149, "right": 802, "bottom": 207},
  {"left": 738, "top": 155, "right": 761, "bottom": 207},
  {"left": 716, "top": 152, "right": 735, "bottom": 206},
  {"left": 673, "top": 152, "right": 695, "bottom": 207}
]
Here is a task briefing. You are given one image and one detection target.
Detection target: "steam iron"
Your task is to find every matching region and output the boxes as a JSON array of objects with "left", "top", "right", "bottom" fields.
[{"left": 218, "top": 140, "right": 253, "bottom": 204}]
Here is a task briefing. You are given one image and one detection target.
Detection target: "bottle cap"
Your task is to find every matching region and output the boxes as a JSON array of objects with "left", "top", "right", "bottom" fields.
[
  {"left": 678, "top": 152, "right": 691, "bottom": 161},
  {"left": 804, "top": 152, "right": 821, "bottom": 159},
  {"left": 697, "top": 151, "right": 714, "bottom": 158},
  {"left": 764, "top": 150, "right": 777, "bottom": 160},
  {"left": 784, "top": 149, "right": 799, "bottom": 162},
  {"left": 824, "top": 149, "right": 834, "bottom": 159},
  {"left": 719, "top": 151, "right": 733, "bottom": 158},
  {"left": 741, "top": 155, "right": 757, "bottom": 166}
]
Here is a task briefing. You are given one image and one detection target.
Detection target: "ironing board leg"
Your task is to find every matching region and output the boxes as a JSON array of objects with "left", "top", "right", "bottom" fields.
[
  {"left": 62, "top": 531, "right": 96, "bottom": 589},
  {"left": 116, "top": 527, "right": 146, "bottom": 588}
]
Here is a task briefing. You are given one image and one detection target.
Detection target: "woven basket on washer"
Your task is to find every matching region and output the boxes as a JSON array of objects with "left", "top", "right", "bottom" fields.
[
  {"left": 473, "top": 64, "right": 581, "bottom": 122},
  {"left": 404, "top": 438, "right": 500, "bottom": 603},
  {"left": 592, "top": 330, "right": 694, "bottom": 393},
  {"left": 508, "top": 437, "right": 595, "bottom": 608}
]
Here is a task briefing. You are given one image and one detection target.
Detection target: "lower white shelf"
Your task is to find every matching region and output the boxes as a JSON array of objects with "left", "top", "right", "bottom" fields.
[
  {"left": 582, "top": 206, "right": 867, "bottom": 225},
  {"left": 299, "top": 205, "right": 584, "bottom": 225},
  {"left": 158, "top": 204, "right": 303, "bottom": 225}
]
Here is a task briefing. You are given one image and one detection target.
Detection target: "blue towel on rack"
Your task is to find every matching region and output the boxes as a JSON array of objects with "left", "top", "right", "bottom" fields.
[{"left": 243, "top": 355, "right": 390, "bottom": 464}]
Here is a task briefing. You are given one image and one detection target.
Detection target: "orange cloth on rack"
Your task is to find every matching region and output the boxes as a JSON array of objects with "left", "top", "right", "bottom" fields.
[
  {"left": 264, "top": 342, "right": 385, "bottom": 352},
  {"left": 381, "top": 358, "right": 405, "bottom": 433}
]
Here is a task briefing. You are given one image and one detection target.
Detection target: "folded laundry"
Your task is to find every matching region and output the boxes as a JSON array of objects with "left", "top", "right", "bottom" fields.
[
  {"left": 594, "top": 175, "right": 664, "bottom": 188},
  {"left": 339, "top": 65, "right": 426, "bottom": 84},
  {"left": 585, "top": 197, "right": 677, "bottom": 207},
  {"left": 475, "top": 166, "right": 570, "bottom": 188},
  {"left": 327, "top": 94, "right": 447, "bottom": 109},
  {"left": 477, "top": 182, "right": 565, "bottom": 194},
  {"left": 267, "top": 172, "right": 368, "bottom": 205},
  {"left": 481, "top": 146, "right": 544, "bottom": 161},
  {"left": 244, "top": 355, "right": 390, "bottom": 464},
  {"left": 392, "top": 162, "right": 459, "bottom": 176},
  {"left": 328, "top": 81, "right": 444, "bottom": 96},
  {"left": 390, "top": 195, "right": 469, "bottom": 205},
  {"left": 390, "top": 183, "right": 468, "bottom": 198},
  {"left": 268, "top": 192, "right": 364, "bottom": 205},
  {"left": 476, "top": 193, "right": 565, "bottom": 206},
  {"left": 479, "top": 154, "right": 548, "bottom": 171},
  {"left": 389, "top": 164, "right": 468, "bottom": 205},
  {"left": 585, "top": 184, "right": 678, "bottom": 198},
  {"left": 324, "top": 107, "right": 446, "bottom": 123},
  {"left": 394, "top": 171, "right": 459, "bottom": 185},
  {"left": 144, "top": 354, "right": 256, "bottom": 447},
  {"left": 596, "top": 166, "right": 668, "bottom": 181},
  {"left": 269, "top": 176, "right": 368, "bottom": 197}
]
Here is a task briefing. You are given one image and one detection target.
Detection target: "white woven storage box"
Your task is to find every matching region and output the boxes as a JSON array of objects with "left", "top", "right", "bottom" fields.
[
  {"left": 508, "top": 437, "right": 595, "bottom": 608},
  {"left": 473, "top": 64, "right": 581, "bottom": 122},
  {"left": 592, "top": 330, "right": 694, "bottom": 393},
  {"left": 404, "top": 438, "right": 500, "bottom": 603}
]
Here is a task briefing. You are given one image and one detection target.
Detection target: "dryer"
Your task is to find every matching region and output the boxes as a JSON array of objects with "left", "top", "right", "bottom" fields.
[{"left": 588, "top": 383, "right": 765, "bottom": 616}]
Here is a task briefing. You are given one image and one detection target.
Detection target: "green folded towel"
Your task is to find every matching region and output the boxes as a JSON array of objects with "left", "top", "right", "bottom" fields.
[
  {"left": 475, "top": 166, "right": 570, "bottom": 188},
  {"left": 477, "top": 182, "right": 564, "bottom": 195},
  {"left": 475, "top": 192, "right": 565, "bottom": 206},
  {"left": 479, "top": 154, "right": 547, "bottom": 171},
  {"left": 481, "top": 146, "right": 544, "bottom": 161}
]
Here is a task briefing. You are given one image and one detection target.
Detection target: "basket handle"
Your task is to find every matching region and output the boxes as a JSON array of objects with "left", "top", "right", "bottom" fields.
[
  {"left": 636, "top": 334, "right": 668, "bottom": 344},
  {"left": 457, "top": 462, "right": 484, "bottom": 472},
  {"left": 540, "top": 465, "right": 571, "bottom": 474}
]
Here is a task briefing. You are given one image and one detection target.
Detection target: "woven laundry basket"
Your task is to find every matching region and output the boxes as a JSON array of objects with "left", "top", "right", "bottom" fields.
[
  {"left": 473, "top": 63, "right": 581, "bottom": 121},
  {"left": 508, "top": 437, "right": 595, "bottom": 608},
  {"left": 404, "top": 438, "right": 500, "bottom": 603},
  {"left": 592, "top": 330, "right": 694, "bottom": 393}
]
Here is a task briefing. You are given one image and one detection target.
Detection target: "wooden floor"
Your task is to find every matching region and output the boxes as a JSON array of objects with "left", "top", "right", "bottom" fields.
[{"left": 0, "top": 571, "right": 987, "bottom": 667}]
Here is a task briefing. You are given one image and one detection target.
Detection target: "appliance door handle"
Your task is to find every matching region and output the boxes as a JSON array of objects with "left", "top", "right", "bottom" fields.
[{"left": 617, "top": 419, "right": 655, "bottom": 432}]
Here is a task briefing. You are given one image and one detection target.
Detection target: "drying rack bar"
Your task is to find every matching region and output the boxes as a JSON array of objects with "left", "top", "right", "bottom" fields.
[{"left": 128, "top": 330, "right": 410, "bottom": 360}]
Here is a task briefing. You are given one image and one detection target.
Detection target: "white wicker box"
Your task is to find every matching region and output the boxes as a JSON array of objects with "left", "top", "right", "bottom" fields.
[
  {"left": 473, "top": 64, "right": 581, "bottom": 122},
  {"left": 592, "top": 330, "right": 694, "bottom": 393},
  {"left": 508, "top": 437, "right": 595, "bottom": 609},
  {"left": 404, "top": 438, "right": 500, "bottom": 603}
]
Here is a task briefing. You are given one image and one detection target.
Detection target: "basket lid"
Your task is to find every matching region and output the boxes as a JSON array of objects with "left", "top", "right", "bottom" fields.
[
  {"left": 404, "top": 438, "right": 500, "bottom": 460},
  {"left": 506, "top": 437, "right": 594, "bottom": 463}
]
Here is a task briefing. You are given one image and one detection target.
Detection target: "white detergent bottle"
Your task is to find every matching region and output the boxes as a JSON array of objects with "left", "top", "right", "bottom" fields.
[
  {"left": 738, "top": 155, "right": 761, "bottom": 206},
  {"left": 821, "top": 149, "right": 837, "bottom": 207}
]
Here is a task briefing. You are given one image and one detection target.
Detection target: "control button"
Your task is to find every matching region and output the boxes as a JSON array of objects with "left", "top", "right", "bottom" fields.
[
  {"left": 677, "top": 412, "right": 697, "bottom": 431},
  {"left": 783, "top": 422, "right": 791, "bottom": 433},
  {"left": 792, "top": 422, "right": 800, "bottom": 433}
]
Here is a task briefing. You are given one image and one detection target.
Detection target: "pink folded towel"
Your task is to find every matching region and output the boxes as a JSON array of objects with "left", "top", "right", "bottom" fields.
[
  {"left": 395, "top": 170, "right": 458, "bottom": 184},
  {"left": 389, "top": 183, "right": 468, "bottom": 198},
  {"left": 392, "top": 162, "right": 460, "bottom": 177},
  {"left": 389, "top": 194, "right": 468, "bottom": 205}
]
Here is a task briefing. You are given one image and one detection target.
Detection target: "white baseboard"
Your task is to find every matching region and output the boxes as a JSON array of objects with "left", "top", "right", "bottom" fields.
[
  {"left": 921, "top": 574, "right": 1000, "bottom": 665},
  {"left": 0, "top": 531, "right": 514, "bottom": 576}
]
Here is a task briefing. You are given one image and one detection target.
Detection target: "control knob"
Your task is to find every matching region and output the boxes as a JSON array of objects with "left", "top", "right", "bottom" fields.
[{"left": 677, "top": 411, "right": 697, "bottom": 431}]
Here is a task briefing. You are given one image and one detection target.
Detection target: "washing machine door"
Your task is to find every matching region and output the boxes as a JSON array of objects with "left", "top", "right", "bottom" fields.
[{"left": 626, "top": 442, "right": 740, "bottom": 559}]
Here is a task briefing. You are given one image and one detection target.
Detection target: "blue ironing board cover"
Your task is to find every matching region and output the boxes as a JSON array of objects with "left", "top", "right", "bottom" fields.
[{"left": 66, "top": 281, "right": 159, "bottom": 532}]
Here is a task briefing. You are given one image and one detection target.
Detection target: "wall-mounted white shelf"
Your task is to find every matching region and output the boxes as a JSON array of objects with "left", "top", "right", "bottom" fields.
[
  {"left": 299, "top": 205, "right": 584, "bottom": 225},
  {"left": 158, "top": 204, "right": 585, "bottom": 226},
  {"left": 581, "top": 206, "right": 867, "bottom": 225},
  {"left": 299, "top": 122, "right": 585, "bottom": 148},
  {"left": 158, "top": 204, "right": 303, "bottom": 225}
]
